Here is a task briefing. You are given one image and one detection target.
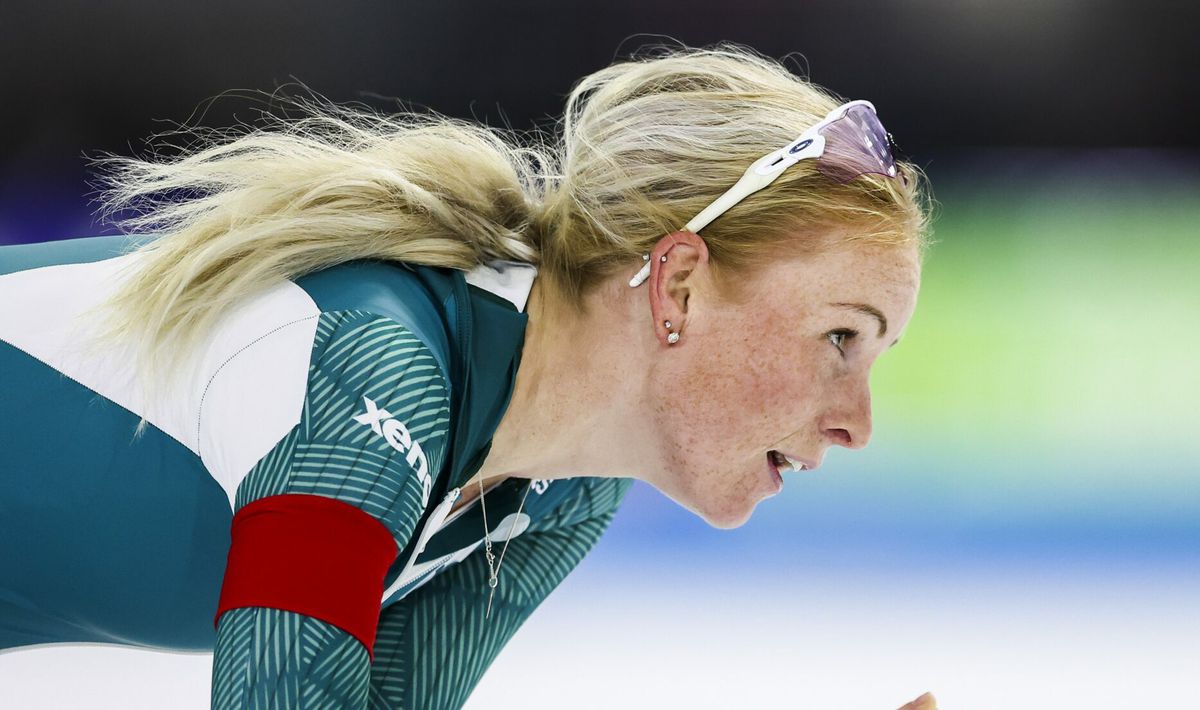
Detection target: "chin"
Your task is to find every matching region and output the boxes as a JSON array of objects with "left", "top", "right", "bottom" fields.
[
  {"left": 703, "top": 510, "right": 753, "bottom": 530},
  {"left": 694, "top": 498, "right": 757, "bottom": 530},
  {"left": 656, "top": 476, "right": 760, "bottom": 530}
]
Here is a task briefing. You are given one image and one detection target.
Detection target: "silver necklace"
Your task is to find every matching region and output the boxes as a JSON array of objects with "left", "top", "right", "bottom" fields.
[{"left": 478, "top": 475, "right": 532, "bottom": 619}]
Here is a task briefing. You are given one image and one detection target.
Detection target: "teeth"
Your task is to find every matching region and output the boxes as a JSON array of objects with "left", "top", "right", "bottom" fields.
[
  {"left": 770, "top": 451, "right": 788, "bottom": 471},
  {"left": 782, "top": 453, "right": 807, "bottom": 471},
  {"left": 771, "top": 451, "right": 806, "bottom": 472}
]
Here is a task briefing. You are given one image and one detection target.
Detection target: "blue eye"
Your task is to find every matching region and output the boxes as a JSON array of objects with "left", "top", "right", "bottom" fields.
[{"left": 826, "top": 328, "right": 858, "bottom": 356}]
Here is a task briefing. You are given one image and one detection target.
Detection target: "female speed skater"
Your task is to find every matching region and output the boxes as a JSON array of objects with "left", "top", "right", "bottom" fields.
[{"left": 0, "top": 42, "right": 936, "bottom": 709}]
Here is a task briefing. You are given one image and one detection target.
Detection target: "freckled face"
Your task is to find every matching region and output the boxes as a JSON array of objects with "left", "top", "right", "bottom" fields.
[{"left": 646, "top": 238, "right": 921, "bottom": 529}]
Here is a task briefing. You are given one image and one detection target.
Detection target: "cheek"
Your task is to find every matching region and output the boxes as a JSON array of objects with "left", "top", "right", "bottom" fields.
[
  {"left": 745, "top": 334, "right": 807, "bottom": 412},
  {"left": 735, "top": 316, "right": 823, "bottom": 428},
  {"left": 650, "top": 328, "right": 820, "bottom": 526},
  {"left": 670, "top": 327, "right": 808, "bottom": 459}
]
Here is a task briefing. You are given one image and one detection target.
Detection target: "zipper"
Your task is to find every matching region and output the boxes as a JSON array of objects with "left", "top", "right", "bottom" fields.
[
  {"left": 405, "top": 478, "right": 504, "bottom": 563},
  {"left": 389, "top": 478, "right": 509, "bottom": 597}
]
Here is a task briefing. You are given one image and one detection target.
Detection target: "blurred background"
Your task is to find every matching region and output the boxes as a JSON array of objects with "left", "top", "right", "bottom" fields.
[{"left": 1, "top": 2, "right": 1197, "bottom": 708}]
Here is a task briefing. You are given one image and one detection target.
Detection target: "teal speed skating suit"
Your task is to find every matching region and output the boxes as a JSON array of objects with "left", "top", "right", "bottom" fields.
[{"left": 0, "top": 234, "right": 633, "bottom": 708}]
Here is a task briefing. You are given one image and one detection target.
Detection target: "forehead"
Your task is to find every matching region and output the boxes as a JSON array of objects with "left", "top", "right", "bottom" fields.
[{"left": 759, "top": 242, "right": 920, "bottom": 306}]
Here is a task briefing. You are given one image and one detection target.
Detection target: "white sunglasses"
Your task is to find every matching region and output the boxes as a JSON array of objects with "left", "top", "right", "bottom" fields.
[{"left": 629, "top": 99, "right": 902, "bottom": 288}]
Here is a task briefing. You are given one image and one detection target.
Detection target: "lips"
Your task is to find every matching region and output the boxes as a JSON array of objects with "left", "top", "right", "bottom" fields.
[{"left": 765, "top": 451, "right": 784, "bottom": 493}]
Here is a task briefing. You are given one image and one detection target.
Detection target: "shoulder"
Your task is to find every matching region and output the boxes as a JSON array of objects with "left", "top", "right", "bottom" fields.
[
  {"left": 289, "top": 256, "right": 539, "bottom": 369},
  {"left": 292, "top": 259, "right": 455, "bottom": 387},
  {"left": 284, "top": 312, "right": 454, "bottom": 460},
  {"left": 200, "top": 303, "right": 455, "bottom": 516},
  {"left": 228, "top": 308, "right": 455, "bottom": 544}
]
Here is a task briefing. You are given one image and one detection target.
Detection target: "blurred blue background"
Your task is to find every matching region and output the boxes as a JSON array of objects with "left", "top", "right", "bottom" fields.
[{"left": 1, "top": 2, "right": 1196, "bottom": 708}]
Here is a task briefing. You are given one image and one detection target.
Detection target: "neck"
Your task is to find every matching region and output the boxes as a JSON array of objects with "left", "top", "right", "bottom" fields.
[{"left": 466, "top": 273, "right": 653, "bottom": 489}]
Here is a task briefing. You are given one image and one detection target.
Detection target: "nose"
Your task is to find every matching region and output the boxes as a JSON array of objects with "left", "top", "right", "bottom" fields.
[{"left": 822, "top": 380, "right": 873, "bottom": 450}]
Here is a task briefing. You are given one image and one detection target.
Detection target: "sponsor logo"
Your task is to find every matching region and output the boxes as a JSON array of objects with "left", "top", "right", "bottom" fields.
[
  {"left": 787, "top": 138, "right": 814, "bottom": 155},
  {"left": 352, "top": 395, "right": 431, "bottom": 506}
]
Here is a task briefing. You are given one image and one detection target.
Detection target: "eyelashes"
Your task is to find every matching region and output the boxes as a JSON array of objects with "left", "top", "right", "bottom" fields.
[{"left": 826, "top": 328, "right": 859, "bottom": 356}]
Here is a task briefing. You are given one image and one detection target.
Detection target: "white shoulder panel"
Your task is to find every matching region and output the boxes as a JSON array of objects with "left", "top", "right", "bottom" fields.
[
  {"left": 0, "top": 251, "right": 321, "bottom": 510},
  {"left": 464, "top": 260, "right": 538, "bottom": 313},
  {"left": 191, "top": 302, "right": 320, "bottom": 511}
]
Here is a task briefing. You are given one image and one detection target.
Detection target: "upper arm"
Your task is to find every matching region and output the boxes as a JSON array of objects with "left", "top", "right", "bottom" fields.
[
  {"left": 210, "top": 309, "right": 453, "bottom": 709},
  {"left": 229, "top": 308, "right": 452, "bottom": 543}
]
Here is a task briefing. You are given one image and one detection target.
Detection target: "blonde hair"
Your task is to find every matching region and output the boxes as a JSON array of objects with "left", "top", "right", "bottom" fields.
[{"left": 80, "top": 40, "right": 933, "bottom": 439}]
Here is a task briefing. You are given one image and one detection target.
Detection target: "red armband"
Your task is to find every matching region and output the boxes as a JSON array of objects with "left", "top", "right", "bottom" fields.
[{"left": 214, "top": 493, "right": 399, "bottom": 662}]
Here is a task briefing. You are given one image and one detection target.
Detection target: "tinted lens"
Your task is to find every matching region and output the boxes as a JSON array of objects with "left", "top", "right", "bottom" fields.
[{"left": 815, "top": 104, "right": 899, "bottom": 183}]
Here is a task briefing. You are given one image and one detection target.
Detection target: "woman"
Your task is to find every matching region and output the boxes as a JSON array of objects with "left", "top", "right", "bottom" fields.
[{"left": 0, "top": 43, "right": 935, "bottom": 709}]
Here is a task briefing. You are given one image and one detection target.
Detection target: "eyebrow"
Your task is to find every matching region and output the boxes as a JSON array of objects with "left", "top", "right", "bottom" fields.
[{"left": 828, "top": 302, "right": 901, "bottom": 348}]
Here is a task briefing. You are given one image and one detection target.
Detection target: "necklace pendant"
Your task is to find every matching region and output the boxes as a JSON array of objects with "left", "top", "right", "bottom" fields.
[{"left": 479, "top": 479, "right": 535, "bottom": 623}]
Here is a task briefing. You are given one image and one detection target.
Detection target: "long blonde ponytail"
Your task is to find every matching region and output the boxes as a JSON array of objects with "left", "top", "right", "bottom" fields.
[{"left": 78, "top": 88, "right": 557, "bottom": 437}]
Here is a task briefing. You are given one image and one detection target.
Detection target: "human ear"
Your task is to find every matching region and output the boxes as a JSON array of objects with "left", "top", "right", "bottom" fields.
[{"left": 647, "top": 230, "right": 708, "bottom": 346}]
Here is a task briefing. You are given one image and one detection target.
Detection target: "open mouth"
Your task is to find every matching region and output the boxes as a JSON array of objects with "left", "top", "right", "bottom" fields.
[{"left": 768, "top": 450, "right": 808, "bottom": 472}]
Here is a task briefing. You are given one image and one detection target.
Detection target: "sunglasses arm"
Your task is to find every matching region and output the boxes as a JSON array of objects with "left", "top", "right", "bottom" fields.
[
  {"left": 627, "top": 100, "right": 880, "bottom": 288},
  {"left": 684, "top": 131, "right": 827, "bottom": 234}
]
